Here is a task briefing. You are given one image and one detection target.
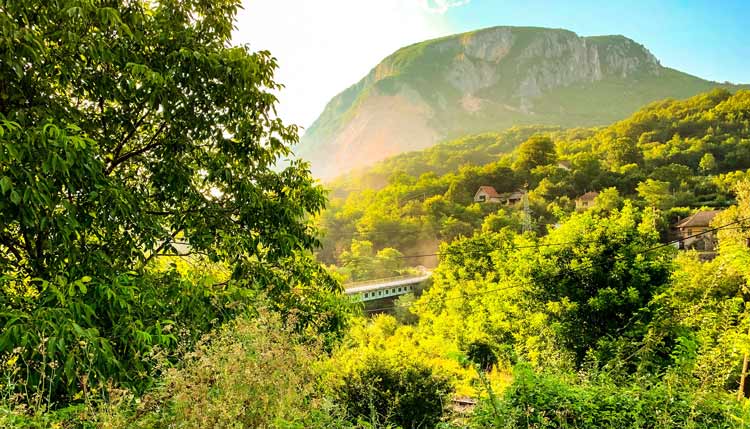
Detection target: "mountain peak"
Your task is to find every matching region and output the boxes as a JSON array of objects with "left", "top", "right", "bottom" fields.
[{"left": 298, "top": 26, "right": 732, "bottom": 180}]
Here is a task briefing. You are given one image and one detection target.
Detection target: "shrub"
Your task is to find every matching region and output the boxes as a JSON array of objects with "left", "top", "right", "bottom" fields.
[
  {"left": 5, "top": 310, "right": 355, "bottom": 429},
  {"left": 472, "top": 364, "right": 746, "bottom": 428},
  {"left": 335, "top": 355, "right": 453, "bottom": 429}
]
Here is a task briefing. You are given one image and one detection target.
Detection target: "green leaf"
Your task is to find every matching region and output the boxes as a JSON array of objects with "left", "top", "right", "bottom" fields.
[
  {"left": 0, "top": 176, "right": 11, "bottom": 194},
  {"left": 10, "top": 190, "right": 20, "bottom": 204}
]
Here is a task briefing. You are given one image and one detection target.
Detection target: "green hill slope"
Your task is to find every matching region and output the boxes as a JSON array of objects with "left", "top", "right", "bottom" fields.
[
  {"left": 298, "top": 26, "right": 746, "bottom": 179},
  {"left": 317, "top": 89, "right": 750, "bottom": 265}
]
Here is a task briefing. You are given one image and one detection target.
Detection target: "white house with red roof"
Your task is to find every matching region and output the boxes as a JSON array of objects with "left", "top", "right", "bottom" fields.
[{"left": 474, "top": 186, "right": 503, "bottom": 203}]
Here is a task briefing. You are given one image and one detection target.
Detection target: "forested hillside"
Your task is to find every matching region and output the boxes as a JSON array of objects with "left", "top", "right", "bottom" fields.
[
  {"left": 333, "top": 189, "right": 750, "bottom": 427},
  {"left": 319, "top": 89, "right": 750, "bottom": 273}
]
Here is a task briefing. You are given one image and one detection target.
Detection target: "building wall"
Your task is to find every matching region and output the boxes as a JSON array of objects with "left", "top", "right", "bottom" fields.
[
  {"left": 474, "top": 191, "right": 501, "bottom": 203},
  {"left": 679, "top": 227, "right": 716, "bottom": 250}
]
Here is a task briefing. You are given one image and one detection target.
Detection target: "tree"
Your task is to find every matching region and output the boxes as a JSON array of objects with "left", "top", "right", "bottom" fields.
[
  {"left": 0, "top": 0, "right": 342, "bottom": 401},
  {"left": 593, "top": 187, "right": 622, "bottom": 212},
  {"left": 339, "top": 240, "right": 376, "bottom": 281},
  {"left": 650, "top": 163, "right": 693, "bottom": 190},
  {"left": 481, "top": 209, "right": 520, "bottom": 233},
  {"left": 393, "top": 293, "right": 419, "bottom": 325},
  {"left": 439, "top": 216, "right": 474, "bottom": 241},
  {"left": 512, "top": 135, "right": 557, "bottom": 172},
  {"left": 375, "top": 247, "right": 405, "bottom": 277},
  {"left": 605, "top": 136, "right": 642, "bottom": 168},
  {"left": 530, "top": 204, "right": 673, "bottom": 363},
  {"left": 637, "top": 179, "right": 676, "bottom": 210},
  {"left": 699, "top": 153, "right": 717, "bottom": 174}
]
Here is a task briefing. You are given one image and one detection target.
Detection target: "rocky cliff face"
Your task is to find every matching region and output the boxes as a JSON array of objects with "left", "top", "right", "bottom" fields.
[{"left": 297, "top": 26, "right": 731, "bottom": 180}]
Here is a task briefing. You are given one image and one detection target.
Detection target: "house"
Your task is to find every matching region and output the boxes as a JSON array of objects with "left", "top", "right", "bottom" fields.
[
  {"left": 475, "top": 186, "right": 526, "bottom": 205},
  {"left": 675, "top": 209, "right": 722, "bottom": 251},
  {"left": 450, "top": 397, "right": 477, "bottom": 414},
  {"left": 557, "top": 160, "right": 572, "bottom": 171},
  {"left": 474, "top": 186, "right": 502, "bottom": 203},
  {"left": 575, "top": 191, "right": 599, "bottom": 210},
  {"left": 504, "top": 190, "right": 525, "bottom": 205}
]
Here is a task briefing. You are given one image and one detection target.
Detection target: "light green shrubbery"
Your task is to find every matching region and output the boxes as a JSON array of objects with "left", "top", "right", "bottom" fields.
[
  {"left": 1, "top": 310, "right": 355, "bottom": 429},
  {"left": 471, "top": 364, "right": 750, "bottom": 429}
]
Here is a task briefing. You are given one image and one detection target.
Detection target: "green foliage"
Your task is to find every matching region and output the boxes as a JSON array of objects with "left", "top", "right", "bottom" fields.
[
  {"left": 393, "top": 293, "right": 418, "bottom": 325},
  {"left": 1, "top": 310, "right": 360, "bottom": 429},
  {"left": 115, "top": 310, "right": 344, "bottom": 428},
  {"left": 472, "top": 364, "right": 746, "bottom": 429},
  {"left": 319, "top": 90, "right": 750, "bottom": 268},
  {"left": 414, "top": 204, "right": 672, "bottom": 368},
  {"left": 637, "top": 179, "right": 676, "bottom": 210},
  {"left": 335, "top": 354, "right": 453, "bottom": 429},
  {"left": 0, "top": 0, "right": 347, "bottom": 405},
  {"left": 512, "top": 135, "right": 557, "bottom": 173},
  {"left": 338, "top": 240, "right": 412, "bottom": 281},
  {"left": 700, "top": 152, "right": 718, "bottom": 173},
  {"left": 592, "top": 187, "right": 622, "bottom": 212},
  {"left": 527, "top": 204, "right": 673, "bottom": 363}
]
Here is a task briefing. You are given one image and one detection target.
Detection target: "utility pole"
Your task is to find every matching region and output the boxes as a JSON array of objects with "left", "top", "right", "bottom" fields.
[
  {"left": 739, "top": 237, "right": 750, "bottom": 401},
  {"left": 739, "top": 325, "right": 750, "bottom": 401},
  {"left": 522, "top": 183, "right": 532, "bottom": 233}
]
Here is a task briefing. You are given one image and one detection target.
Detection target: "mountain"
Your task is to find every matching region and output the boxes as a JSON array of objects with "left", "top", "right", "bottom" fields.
[{"left": 297, "top": 26, "right": 745, "bottom": 180}]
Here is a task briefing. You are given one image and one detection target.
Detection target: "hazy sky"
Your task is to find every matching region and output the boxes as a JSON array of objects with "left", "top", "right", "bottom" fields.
[{"left": 233, "top": 0, "right": 750, "bottom": 133}]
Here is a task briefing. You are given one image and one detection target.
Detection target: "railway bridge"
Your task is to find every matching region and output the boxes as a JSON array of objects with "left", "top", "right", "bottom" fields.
[{"left": 344, "top": 272, "right": 431, "bottom": 302}]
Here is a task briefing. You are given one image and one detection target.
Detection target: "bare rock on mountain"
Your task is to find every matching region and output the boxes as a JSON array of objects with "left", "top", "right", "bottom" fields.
[{"left": 297, "top": 26, "right": 739, "bottom": 180}]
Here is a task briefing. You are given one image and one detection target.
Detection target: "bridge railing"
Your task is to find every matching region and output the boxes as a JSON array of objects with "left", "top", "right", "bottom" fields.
[{"left": 344, "top": 273, "right": 429, "bottom": 289}]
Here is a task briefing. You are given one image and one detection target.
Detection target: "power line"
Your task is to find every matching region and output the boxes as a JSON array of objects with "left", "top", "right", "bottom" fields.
[
  {"left": 392, "top": 239, "right": 595, "bottom": 260},
  {"left": 357, "top": 217, "right": 750, "bottom": 314},
  {"left": 337, "top": 238, "right": 606, "bottom": 267}
]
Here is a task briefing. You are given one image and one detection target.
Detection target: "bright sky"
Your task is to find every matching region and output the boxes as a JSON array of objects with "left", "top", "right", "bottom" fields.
[{"left": 233, "top": 0, "right": 750, "bottom": 133}]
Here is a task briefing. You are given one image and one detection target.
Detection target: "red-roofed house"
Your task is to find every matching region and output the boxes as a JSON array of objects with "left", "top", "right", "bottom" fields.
[
  {"left": 474, "top": 186, "right": 502, "bottom": 203},
  {"left": 675, "top": 209, "right": 722, "bottom": 251}
]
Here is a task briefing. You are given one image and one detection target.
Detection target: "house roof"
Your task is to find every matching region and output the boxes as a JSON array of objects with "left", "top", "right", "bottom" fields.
[
  {"left": 506, "top": 190, "right": 525, "bottom": 199},
  {"left": 475, "top": 186, "right": 501, "bottom": 198},
  {"left": 558, "top": 160, "right": 572, "bottom": 169},
  {"left": 676, "top": 210, "right": 722, "bottom": 228},
  {"left": 577, "top": 191, "right": 599, "bottom": 202}
]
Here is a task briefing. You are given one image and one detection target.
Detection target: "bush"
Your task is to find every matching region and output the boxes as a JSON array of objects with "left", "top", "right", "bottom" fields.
[
  {"left": 0, "top": 310, "right": 353, "bottom": 429},
  {"left": 472, "top": 365, "right": 746, "bottom": 428},
  {"left": 335, "top": 355, "right": 453, "bottom": 429}
]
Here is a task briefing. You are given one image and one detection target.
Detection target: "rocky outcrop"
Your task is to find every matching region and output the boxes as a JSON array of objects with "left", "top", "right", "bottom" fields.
[{"left": 298, "top": 26, "right": 730, "bottom": 180}]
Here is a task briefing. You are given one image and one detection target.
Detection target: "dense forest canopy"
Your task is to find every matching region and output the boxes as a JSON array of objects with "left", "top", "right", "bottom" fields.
[{"left": 319, "top": 89, "right": 750, "bottom": 273}]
